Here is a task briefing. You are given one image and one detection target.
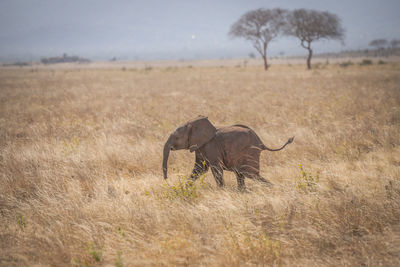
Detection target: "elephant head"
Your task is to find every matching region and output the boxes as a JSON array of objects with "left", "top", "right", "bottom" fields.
[{"left": 163, "top": 116, "right": 216, "bottom": 179}]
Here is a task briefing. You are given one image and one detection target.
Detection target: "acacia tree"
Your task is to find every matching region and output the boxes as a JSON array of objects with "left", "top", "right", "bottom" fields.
[
  {"left": 390, "top": 39, "right": 400, "bottom": 55},
  {"left": 390, "top": 39, "right": 400, "bottom": 49},
  {"left": 369, "top": 39, "right": 389, "bottom": 56},
  {"left": 369, "top": 39, "right": 388, "bottom": 50},
  {"left": 287, "top": 9, "right": 344, "bottom": 69},
  {"left": 229, "top": 8, "right": 287, "bottom": 70}
]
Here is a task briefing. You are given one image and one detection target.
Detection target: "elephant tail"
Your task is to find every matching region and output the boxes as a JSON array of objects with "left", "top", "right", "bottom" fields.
[{"left": 261, "top": 136, "right": 294, "bottom": 151}]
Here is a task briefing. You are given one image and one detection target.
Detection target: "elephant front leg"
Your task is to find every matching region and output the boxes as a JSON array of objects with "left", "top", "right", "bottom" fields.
[
  {"left": 211, "top": 165, "right": 224, "bottom": 187},
  {"left": 189, "top": 153, "right": 209, "bottom": 181}
]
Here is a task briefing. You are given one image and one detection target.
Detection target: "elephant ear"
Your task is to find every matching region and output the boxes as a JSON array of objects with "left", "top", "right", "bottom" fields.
[{"left": 188, "top": 116, "right": 216, "bottom": 152}]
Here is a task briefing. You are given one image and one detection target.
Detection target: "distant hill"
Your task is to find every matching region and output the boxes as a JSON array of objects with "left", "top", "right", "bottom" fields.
[
  {"left": 313, "top": 47, "right": 400, "bottom": 58},
  {"left": 40, "top": 53, "right": 90, "bottom": 64}
]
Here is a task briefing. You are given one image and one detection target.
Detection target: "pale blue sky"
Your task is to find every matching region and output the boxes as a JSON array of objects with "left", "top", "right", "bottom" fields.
[{"left": 0, "top": 0, "right": 399, "bottom": 61}]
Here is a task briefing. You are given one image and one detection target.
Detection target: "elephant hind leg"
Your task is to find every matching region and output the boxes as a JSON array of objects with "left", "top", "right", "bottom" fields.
[
  {"left": 252, "top": 175, "right": 273, "bottom": 187},
  {"left": 239, "top": 165, "right": 273, "bottom": 187},
  {"left": 234, "top": 171, "right": 246, "bottom": 191}
]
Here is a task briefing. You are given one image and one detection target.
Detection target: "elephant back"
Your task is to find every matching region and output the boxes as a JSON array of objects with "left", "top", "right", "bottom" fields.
[{"left": 216, "top": 125, "right": 264, "bottom": 155}]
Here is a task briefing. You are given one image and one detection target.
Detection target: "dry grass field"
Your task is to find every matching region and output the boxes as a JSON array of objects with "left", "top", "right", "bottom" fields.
[{"left": 1, "top": 61, "right": 400, "bottom": 266}]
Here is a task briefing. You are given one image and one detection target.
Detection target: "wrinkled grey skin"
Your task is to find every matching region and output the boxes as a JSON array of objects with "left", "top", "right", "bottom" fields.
[{"left": 163, "top": 116, "right": 294, "bottom": 190}]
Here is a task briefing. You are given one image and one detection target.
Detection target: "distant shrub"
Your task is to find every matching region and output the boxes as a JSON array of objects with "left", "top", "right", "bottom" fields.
[
  {"left": 360, "top": 59, "right": 373, "bottom": 66},
  {"left": 41, "top": 53, "right": 90, "bottom": 65},
  {"left": 378, "top": 60, "right": 386, "bottom": 65},
  {"left": 340, "top": 61, "right": 353, "bottom": 68},
  {"left": 165, "top": 66, "right": 176, "bottom": 71},
  {"left": 313, "top": 62, "right": 324, "bottom": 69},
  {"left": 2, "top": 62, "right": 29, "bottom": 67}
]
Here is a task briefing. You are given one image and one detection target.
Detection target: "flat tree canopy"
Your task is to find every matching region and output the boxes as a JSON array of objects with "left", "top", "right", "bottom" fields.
[
  {"left": 391, "top": 39, "right": 400, "bottom": 49},
  {"left": 229, "top": 8, "right": 287, "bottom": 70},
  {"left": 288, "top": 9, "right": 344, "bottom": 69},
  {"left": 369, "top": 39, "right": 388, "bottom": 49}
]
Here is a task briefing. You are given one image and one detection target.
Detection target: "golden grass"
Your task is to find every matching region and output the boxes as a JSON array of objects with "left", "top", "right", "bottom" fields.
[{"left": 1, "top": 62, "right": 400, "bottom": 266}]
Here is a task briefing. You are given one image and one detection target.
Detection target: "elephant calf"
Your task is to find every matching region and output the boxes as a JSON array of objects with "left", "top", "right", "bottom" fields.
[{"left": 162, "top": 116, "right": 294, "bottom": 190}]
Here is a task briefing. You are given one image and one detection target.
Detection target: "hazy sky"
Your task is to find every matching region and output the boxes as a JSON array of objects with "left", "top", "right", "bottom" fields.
[{"left": 0, "top": 0, "right": 399, "bottom": 61}]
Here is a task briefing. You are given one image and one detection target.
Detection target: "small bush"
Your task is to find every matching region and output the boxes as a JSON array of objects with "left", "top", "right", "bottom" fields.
[
  {"left": 378, "top": 60, "right": 386, "bottom": 65},
  {"left": 313, "top": 62, "right": 326, "bottom": 69},
  {"left": 117, "top": 226, "right": 125, "bottom": 237},
  {"left": 165, "top": 66, "right": 177, "bottom": 72},
  {"left": 227, "top": 228, "right": 281, "bottom": 264},
  {"left": 340, "top": 61, "right": 353, "bottom": 68},
  {"left": 297, "top": 164, "right": 320, "bottom": 193},
  {"left": 17, "top": 213, "right": 26, "bottom": 228},
  {"left": 115, "top": 250, "right": 123, "bottom": 267},
  {"left": 88, "top": 242, "right": 102, "bottom": 262},
  {"left": 62, "top": 136, "right": 80, "bottom": 155},
  {"left": 160, "top": 178, "right": 200, "bottom": 201},
  {"left": 360, "top": 59, "right": 373, "bottom": 66}
]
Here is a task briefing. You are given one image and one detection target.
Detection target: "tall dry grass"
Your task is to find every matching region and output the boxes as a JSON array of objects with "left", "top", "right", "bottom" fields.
[{"left": 0, "top": 62, "right": 400, "bottom": 266}]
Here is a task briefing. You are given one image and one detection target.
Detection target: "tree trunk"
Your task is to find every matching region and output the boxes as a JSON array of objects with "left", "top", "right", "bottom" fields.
[
  {"left": 307, "top": 48, "right": 313, "bottom": 70},
  {"left": 262, "top": 55, "right": 268, "bottom": 70},
  {"left": 263, "top": 42, "right": 269, "bottom": 71}
]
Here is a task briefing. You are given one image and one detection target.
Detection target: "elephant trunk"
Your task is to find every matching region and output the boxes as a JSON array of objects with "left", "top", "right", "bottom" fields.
[{"left": 162, "top": 139, "right": 171, "bottom": 179}]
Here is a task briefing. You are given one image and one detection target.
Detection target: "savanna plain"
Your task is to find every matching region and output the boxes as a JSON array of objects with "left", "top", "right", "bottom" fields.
[{"left": 1, "top": 61, "right": 400, "bottom": 266}]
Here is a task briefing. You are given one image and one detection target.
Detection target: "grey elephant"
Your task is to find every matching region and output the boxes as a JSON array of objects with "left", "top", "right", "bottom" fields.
[{"left": 162, "top": 116, "right": 294, "bottom": 190}]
